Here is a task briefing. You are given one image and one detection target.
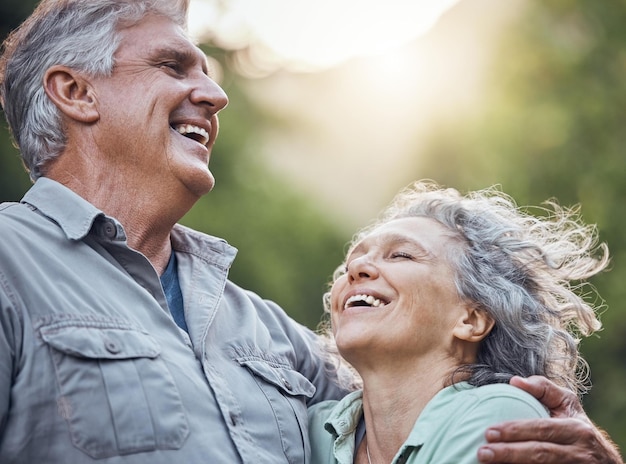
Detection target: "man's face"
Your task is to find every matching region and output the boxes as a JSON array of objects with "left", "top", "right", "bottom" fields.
[{"left": 90, "top": 14, "right": 228, "bottom": 199}]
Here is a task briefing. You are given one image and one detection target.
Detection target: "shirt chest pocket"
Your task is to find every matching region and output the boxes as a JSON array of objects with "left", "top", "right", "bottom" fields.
[
  {"left": 239, "top": 357, "right": 316, "bottom": 464},
  {"left": 40, "top": 322, "right": 189, "bottom": 459}
]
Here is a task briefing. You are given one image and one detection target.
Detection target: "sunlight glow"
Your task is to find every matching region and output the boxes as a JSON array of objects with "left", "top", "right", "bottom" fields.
[
  {"left": 186, "top": 0, "right": 526, "bottom": 226},
  {"left": 189, "top": 0, "right": 461, "bottom": 72}
]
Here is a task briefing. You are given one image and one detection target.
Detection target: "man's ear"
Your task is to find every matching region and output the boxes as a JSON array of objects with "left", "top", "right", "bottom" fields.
[
  {"left": 453, "top": 305, "right": 495, "bottom": 343},
  {"left": 43, "top": 65, "right": 99, "bottom": 123}
]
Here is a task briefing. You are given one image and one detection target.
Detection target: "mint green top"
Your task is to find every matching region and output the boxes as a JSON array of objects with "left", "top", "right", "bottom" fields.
[{"left": 308, "top": 382, "right": 549, "bottom": 464}]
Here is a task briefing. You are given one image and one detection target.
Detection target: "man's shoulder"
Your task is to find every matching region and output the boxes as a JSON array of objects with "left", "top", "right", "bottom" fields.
[
  {"left": 0, "top": 200, "right": 20, "bottom": 208},
  {"left": 0, "top": 201, "right": 32, "bottom": 233},
  {"left": 0, "top": 199, "right": 62, "bottom": 258},
  {"left": 0, "top": 200, "right": 23, "bottom": 214}
]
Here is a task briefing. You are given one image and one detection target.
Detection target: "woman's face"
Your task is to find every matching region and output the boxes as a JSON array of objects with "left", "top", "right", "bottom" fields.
[{"left": 330, "top": 216, "right": 470, "bottom": 368}]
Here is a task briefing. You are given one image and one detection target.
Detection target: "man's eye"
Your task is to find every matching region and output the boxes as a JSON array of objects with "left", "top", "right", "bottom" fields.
[{"left": 160, "top": 62, "right": 183, "bottom": 74}]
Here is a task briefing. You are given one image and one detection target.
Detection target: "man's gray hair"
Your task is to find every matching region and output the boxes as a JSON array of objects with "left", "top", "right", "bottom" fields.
[{"left": 0, "top": 0, "right": 190, "bottom": 181}]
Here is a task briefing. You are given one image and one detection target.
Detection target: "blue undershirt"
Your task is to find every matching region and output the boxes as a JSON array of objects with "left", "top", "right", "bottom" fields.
[{"left": 160, "top": 252, "right": 188, "bottom": 333}]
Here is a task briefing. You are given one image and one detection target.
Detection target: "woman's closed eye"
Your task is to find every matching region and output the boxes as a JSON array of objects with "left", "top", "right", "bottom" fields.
[{"left": 390, "top": 251, "right": 414, "bottom": 260}]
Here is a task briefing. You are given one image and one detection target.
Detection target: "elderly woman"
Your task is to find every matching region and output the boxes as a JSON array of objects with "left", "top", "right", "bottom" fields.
[{"left": 308, "top": 180, "right": 609, "bottom": 464}]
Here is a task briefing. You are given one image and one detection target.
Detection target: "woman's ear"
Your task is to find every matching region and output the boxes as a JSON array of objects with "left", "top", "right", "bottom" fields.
[
  {"left": 43, "top": 65, "right": 99, "bottom": 123},
  {"left": 453, "top": 305, "right": 495, "bottom": 343}
]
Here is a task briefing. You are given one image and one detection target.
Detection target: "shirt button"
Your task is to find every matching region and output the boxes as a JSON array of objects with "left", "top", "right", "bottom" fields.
[
  {"left": 104, "top": 339, "right": 121, "bottom": 354},
  {"left": 281, "top": 377, "right": 292, "bottom": 390},
  {"left": 103, "top": 221, "right": 117, "bottom": 238}
]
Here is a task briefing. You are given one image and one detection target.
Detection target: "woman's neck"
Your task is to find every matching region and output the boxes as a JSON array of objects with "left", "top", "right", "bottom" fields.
[{"left": 356, "top": 359, "right": 456, "bottom": 464}]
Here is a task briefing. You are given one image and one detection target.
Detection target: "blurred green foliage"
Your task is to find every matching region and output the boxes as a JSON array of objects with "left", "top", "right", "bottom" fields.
[
  {"left": 417, "top": 1, "right": 626, "bottom": 454},
  {"left": 0, "top": 121, "right": 30, "bottom": 200},
  {"left": 0, "top": 0, "right": 39, "bottom": 199}
]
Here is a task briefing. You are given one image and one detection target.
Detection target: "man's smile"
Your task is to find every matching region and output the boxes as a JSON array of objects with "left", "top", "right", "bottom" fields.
[{"left": 172, "top": 123, "right": 210, "bottom": 146}]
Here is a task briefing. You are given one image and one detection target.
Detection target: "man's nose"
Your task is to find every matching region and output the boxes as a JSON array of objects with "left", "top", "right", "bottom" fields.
[{"left": 190, "top": 73, "right": 229, "bottom": 114}]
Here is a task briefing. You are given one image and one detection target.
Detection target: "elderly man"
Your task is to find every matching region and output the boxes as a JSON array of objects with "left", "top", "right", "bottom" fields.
[{"left": 0, "top": 1, "right": 621, "bottom": 463}]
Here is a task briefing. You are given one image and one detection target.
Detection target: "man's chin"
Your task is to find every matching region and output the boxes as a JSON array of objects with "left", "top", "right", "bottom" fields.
[{"left": 186, "top": 171, "right": 215, "bottom": 198}]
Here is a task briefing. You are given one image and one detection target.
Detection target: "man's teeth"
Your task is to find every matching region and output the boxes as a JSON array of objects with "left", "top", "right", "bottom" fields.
[
  {"left": 174, "top": 124, "right": 209, "bottom": 145},
  {"left": 345, "top": 294, "right": 385, "bottom": 308}
]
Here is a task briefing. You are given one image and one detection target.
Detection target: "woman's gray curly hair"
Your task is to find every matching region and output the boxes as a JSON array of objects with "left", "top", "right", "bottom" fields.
[
  {"left": 0, "top": 0, "right": 189, "bottom": 181},
  {"left": 321, "top": 180, "right": 609, "bottom": 396}
]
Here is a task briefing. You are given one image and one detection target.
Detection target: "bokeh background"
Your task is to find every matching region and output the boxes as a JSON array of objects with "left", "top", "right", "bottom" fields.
[{"left": 1, "top": 0, "right": 624, "bottom": 455}]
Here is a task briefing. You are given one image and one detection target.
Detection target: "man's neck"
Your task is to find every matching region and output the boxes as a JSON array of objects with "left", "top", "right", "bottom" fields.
[{"left": 48, "top": 168, "right": 186, "bottom": 274}]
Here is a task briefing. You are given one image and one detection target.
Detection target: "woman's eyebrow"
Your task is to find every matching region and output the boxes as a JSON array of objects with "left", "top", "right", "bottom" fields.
[
  {"left": 383, "top": 233, "right": 433, "bottom": 256},
  {"left": 351, "top": 233, "right": 433, "bottom": 257}
]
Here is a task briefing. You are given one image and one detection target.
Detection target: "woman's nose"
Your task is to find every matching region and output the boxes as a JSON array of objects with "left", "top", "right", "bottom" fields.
[{"left": 346, "top": 255, "right": 379, "bottom": 282}]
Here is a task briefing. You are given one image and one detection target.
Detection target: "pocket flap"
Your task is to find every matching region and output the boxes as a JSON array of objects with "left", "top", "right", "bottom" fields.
[
  {"left": 41, "top": 325, "right": 161, "bottom": 360},
  {"left": 239, "top": 358, "right": 316, "bottom": 398}
]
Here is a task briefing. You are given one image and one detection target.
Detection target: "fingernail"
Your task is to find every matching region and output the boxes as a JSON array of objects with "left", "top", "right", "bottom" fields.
[
  {"left": 477, "top": 447, "right": 494, "bottom": 462},
  {"left": 485, "top": 429, "right": 501, "bottom": 441}
]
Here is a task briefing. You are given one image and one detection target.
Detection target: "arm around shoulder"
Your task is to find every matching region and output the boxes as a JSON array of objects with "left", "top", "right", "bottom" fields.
[
  {"left": 476, "top": 376, "right": 624, "bottom": 464},
  {"left": 417, "top": 383, "right": 548, "bottom": 464}
]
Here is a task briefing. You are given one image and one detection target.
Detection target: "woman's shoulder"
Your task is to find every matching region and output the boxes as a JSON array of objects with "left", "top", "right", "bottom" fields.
[
  {"left": 403, "top": 383, "right": 549, "bottom": 463},
  {"left": 444, "top": 382, "right": 550, "bottom": 420}
]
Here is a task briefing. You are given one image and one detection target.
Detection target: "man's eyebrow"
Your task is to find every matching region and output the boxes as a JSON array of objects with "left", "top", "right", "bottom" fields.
[{"left": 150, "top": 46, "right": 193, "bottom": 62}]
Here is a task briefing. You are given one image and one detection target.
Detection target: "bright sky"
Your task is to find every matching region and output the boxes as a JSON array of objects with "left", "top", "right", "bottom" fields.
[
  {"left": 188, "top": 0, "right": 525, "bottom": 227},
  {"left": 189, "top": 0, "right": 461, "bottom": 72}
]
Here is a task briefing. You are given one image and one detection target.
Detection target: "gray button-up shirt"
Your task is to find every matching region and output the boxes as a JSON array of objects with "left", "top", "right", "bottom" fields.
[{"left": 0, "top": 178, "right": 347, "bottom": 463}]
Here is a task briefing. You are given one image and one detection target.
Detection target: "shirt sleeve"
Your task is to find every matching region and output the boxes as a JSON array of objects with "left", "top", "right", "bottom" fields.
[
  {"left": 0, "top": 281, "right": 20, "bottom": 436},
  {"left": 257, "top": 296, "right": 352, "bottom": 405}
]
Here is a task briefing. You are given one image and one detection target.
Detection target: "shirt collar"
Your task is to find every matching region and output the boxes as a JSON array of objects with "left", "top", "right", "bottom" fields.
[
  {"left": 323, "top": 383, "right": 473, "bottom": 463},
  {"left": 21, "top": 177, "right": 105, "bottom": 241},
  {"left": 171, "top": 223, "right": 237, "bottom": 269},
  {"left": 324, "top": 389, "right": 364, "bottom": 437},
  {"left": 22, "top": 177, "right": 239, "bottom": 267}
]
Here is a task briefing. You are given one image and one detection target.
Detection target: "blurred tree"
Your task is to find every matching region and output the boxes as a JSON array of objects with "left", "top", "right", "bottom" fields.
[
  {"left": 0, "top": 0, "right": 34, "bottom": 40},
  {"left": 0, "top": 0, "right": 37, "bottom": 200},
  {"left": 0, "top": 122, "right": 31, "bottom": 201},
  {"left": 418, "top": 0, "right": 626, "bottom": 454}
]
